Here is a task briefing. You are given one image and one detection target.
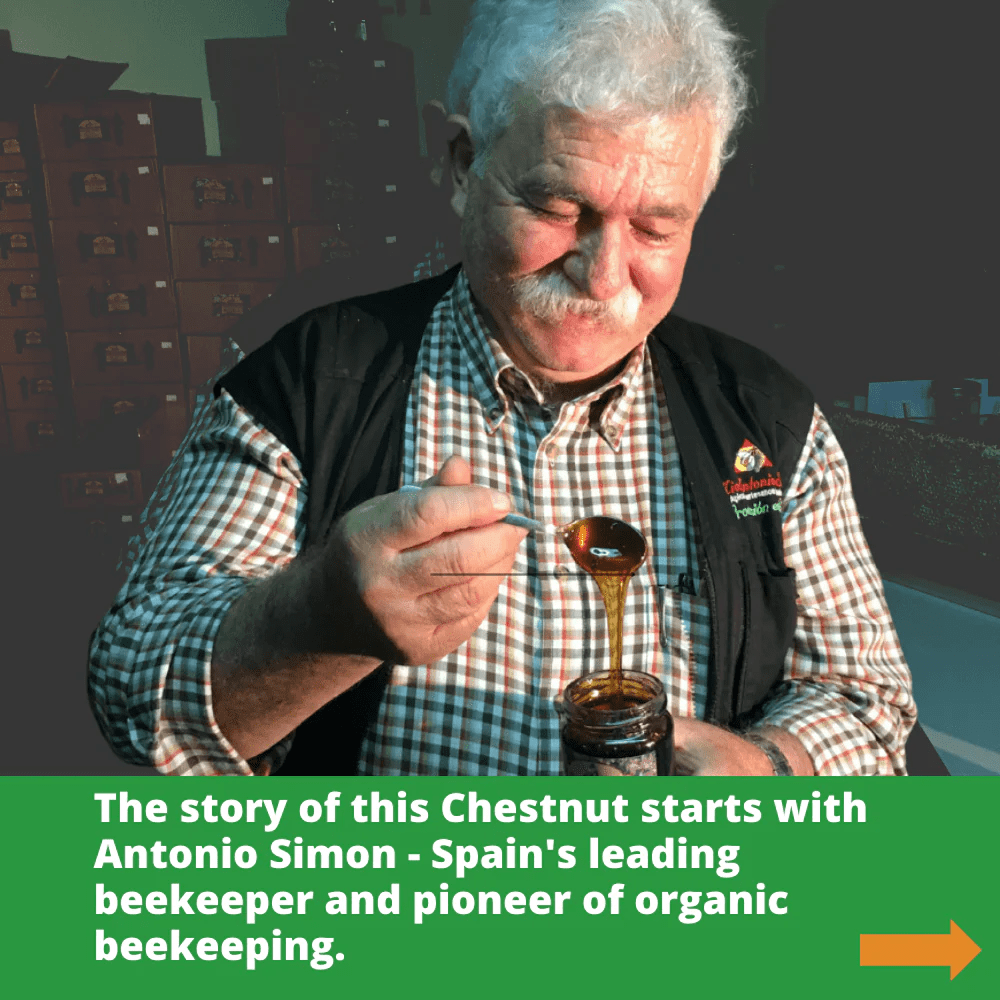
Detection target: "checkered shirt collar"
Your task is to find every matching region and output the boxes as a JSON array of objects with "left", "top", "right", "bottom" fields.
[{"left": 450, "top": 269, "right": 649, "bottom": 451}]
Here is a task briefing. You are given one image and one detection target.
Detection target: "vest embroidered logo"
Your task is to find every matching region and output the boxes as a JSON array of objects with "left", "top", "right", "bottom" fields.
[
  {"left": 734, "top": 438, "right": 772, "bottom": 473},
  {"left": 724, "top": 440, "right": 783, "bottom": 520}
]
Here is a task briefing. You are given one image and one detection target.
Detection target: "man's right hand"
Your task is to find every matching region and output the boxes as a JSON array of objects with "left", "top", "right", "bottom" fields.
[
  {"left": 317, "top": 455, "right": 528, "bottom": 665},
  {"left": 211, "top": 455, "right": 527, "bottom": 762}
]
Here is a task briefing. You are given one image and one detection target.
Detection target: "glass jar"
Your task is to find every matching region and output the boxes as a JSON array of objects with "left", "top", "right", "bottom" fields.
[{"left": 558, "top": 671, "right": 674, "bottom": 776}]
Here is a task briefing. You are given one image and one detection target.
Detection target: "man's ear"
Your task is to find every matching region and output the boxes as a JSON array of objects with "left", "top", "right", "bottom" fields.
[{"left": 447, "top": 114, "right": 475, "bottom": 218}]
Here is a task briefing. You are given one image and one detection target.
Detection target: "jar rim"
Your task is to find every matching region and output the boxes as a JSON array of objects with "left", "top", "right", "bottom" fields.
[{"left": 561, "top": 671, "right": 666, "bottom": 725}]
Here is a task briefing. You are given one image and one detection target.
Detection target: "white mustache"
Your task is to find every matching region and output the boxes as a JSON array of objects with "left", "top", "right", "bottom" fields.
[{"left": 511, "top": 271, "right": 643, "bottom": 325}]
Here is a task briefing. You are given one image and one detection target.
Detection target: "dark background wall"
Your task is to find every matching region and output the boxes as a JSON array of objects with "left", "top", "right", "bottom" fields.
[
  {"left": 677, "top": 1, "right": 995, "bottom": 400},
  {"left": 757, "top": 0, "right": 994, "bottom": 395}
]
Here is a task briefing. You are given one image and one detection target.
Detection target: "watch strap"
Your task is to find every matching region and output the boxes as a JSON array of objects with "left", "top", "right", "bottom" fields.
[{"left": 742, "top": 731, "right": 794, "bottom": 776}]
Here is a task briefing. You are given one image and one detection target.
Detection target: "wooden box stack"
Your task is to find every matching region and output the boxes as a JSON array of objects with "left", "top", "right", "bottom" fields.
[
  {"left": 161, "top": 161, "right": 283, "bottom": 394},
  {"left": 0, "top": 112, "right": 64, "bottom": 457},
  {"left": 36, "top": 92, "right": 205, "bottom": 532}
]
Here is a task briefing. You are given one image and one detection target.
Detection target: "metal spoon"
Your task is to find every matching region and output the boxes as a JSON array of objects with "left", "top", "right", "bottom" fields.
[{"left": 398, "top": 484, "right": 647, "bottom": 566}]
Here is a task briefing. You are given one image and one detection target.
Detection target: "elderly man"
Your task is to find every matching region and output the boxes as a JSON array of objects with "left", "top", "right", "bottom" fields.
[{"left": 88, "top": 0, "right": 914, "bottom": 776}]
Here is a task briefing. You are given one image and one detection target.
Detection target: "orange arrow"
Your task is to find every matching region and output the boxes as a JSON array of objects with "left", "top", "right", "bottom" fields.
[{"left": 860, "top": 920, "right": 981, "bottom": 980}]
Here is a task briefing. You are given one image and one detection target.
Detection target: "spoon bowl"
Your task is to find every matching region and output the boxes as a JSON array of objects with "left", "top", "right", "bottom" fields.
[{"left": 558, "top": 516, "right": 647, "bottom": 576}]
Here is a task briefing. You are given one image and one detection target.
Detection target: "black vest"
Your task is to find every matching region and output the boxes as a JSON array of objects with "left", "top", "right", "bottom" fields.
[{"left": 219, "top": 266, "right": 815, "bottom": 775}]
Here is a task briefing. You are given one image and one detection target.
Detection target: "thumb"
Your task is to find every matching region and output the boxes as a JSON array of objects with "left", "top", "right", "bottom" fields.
[{"left": 420, "top": 454, "right": 471, "bottom": 489}]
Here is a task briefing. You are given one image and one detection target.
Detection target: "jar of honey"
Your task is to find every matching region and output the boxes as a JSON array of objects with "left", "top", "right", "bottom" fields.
[{"left": 559, "top": 671, "right": 674, "bottom": 776}]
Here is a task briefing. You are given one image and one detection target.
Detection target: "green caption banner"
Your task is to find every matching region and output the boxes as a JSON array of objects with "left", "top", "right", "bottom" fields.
[{"left": 2, "top": 777, "right": 995, "bottom": 998}]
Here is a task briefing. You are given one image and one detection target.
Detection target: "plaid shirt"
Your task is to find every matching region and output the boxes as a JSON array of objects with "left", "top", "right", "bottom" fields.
[{"left": 88, "top": 271, "right": 915, "bottom": 775}]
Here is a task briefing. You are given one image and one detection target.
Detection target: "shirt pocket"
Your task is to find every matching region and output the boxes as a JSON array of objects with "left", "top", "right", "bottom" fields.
[{"left": 657, "top": 584, "right": 713, "bottom": 718}]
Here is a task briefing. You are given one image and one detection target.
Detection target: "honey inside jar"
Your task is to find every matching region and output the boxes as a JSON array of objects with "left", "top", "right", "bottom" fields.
[{"left": 561, "top": 670, "right": 674, "bottom": 775}]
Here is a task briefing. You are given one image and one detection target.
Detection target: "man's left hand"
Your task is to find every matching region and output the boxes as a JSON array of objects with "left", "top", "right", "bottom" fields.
[{"left": 672, "top": 719, "right": 814, "bottom": 776}]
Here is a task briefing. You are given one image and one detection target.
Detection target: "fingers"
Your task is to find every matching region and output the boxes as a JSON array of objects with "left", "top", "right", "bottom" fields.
[
  {"left": 396, "top": 521, "right": 526, "bottom": 589},
  {"left": 393, "top": 483, "right": 512, "bottom": 549},
  {"left": 670, "top": 718, "right": 773, "bottom": 776},
  {"left": 382, "top": 456, "right": 514, "bottom": 548},
  {"left": 420, "top": 454, "right": 471, "bottom": 488},
  {"left": 343, "top": 481, "right": 512, "bottom": 555},
  {"left": 672, "top": 747, "right": 699, "bottom": 777},
  {"left": 357, "top": 559, "right": 508, "bottom": 667},
  {"left": 416, "top": 579, "right": 500, "bottom": 631},
  {"left": 416, "top": 539, "right": 520, "bottom": 612},
  {"left": 328, "top": 460, "right": 526, "bottom": 665},
  {"left": 672, "top": 717, "right": 714, "bottom": 776},
  {"left": 359, "top": 521, "right": 523, "bottom": 649}
]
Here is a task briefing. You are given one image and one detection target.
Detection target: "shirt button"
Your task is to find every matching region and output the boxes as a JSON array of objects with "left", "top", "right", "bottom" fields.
[
  {"left": 555, "top": 565, "right": 569, "bottom": 578},
  {"left": 545, "top": 443, "right": 558, "bottom": 459},
  {"left": 489, "top": 406, "right": 503, "bottom": 421}
]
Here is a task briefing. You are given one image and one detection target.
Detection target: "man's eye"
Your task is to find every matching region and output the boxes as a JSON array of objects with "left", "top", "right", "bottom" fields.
[
  {"left": 635, "top": 226, "right": 673, "bottom": 244},
  {"left": 527, "top": 201, "right": 577, "bottom": 220}
]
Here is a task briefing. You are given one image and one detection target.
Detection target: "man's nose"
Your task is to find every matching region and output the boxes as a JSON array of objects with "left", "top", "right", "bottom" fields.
[{"left": 565, "top": 221, "right": 629, "bottom": 301}]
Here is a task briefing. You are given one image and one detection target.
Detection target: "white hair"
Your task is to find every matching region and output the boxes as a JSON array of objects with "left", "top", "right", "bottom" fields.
[{"left": 446, "top": 0, "right": 749, "bottom": 189}]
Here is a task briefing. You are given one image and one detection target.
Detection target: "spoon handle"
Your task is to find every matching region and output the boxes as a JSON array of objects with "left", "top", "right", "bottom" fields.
[
  {"left": 502, "top": 511, "right": 554, "bottom": 533},
  {"left": 398, "top": 484, "right": 553, "bottom": 534}
]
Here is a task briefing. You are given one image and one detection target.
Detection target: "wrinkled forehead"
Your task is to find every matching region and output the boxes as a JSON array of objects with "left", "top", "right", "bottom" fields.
[{"left": 493, "top": 102, "right": 714, "bottom": 172}]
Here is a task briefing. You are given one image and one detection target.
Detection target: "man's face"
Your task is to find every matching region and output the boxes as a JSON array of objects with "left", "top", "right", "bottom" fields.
[{"left": 459, "top": 104, "right": 715, "bottom": 393}]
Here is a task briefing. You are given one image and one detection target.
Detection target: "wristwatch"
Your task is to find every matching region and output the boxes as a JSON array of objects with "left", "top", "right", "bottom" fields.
[{"left": 741, "top": 731, "right": 794, "bottom": 776}]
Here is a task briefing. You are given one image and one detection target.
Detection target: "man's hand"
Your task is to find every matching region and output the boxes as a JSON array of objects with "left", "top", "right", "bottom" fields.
[
  {"left": 320, "top": 455, "right": 528, "bottom": 665},
  {"left": 673, "top": 719, "right": 815, "bottom": 776},
  {"left": 211, "top": 455, "right": 527, "bottom": 761}
]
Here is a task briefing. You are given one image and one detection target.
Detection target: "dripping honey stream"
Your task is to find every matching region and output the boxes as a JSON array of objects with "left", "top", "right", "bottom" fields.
[{"left": 559, "top": 516, "right": 647, "bottom": 709}]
